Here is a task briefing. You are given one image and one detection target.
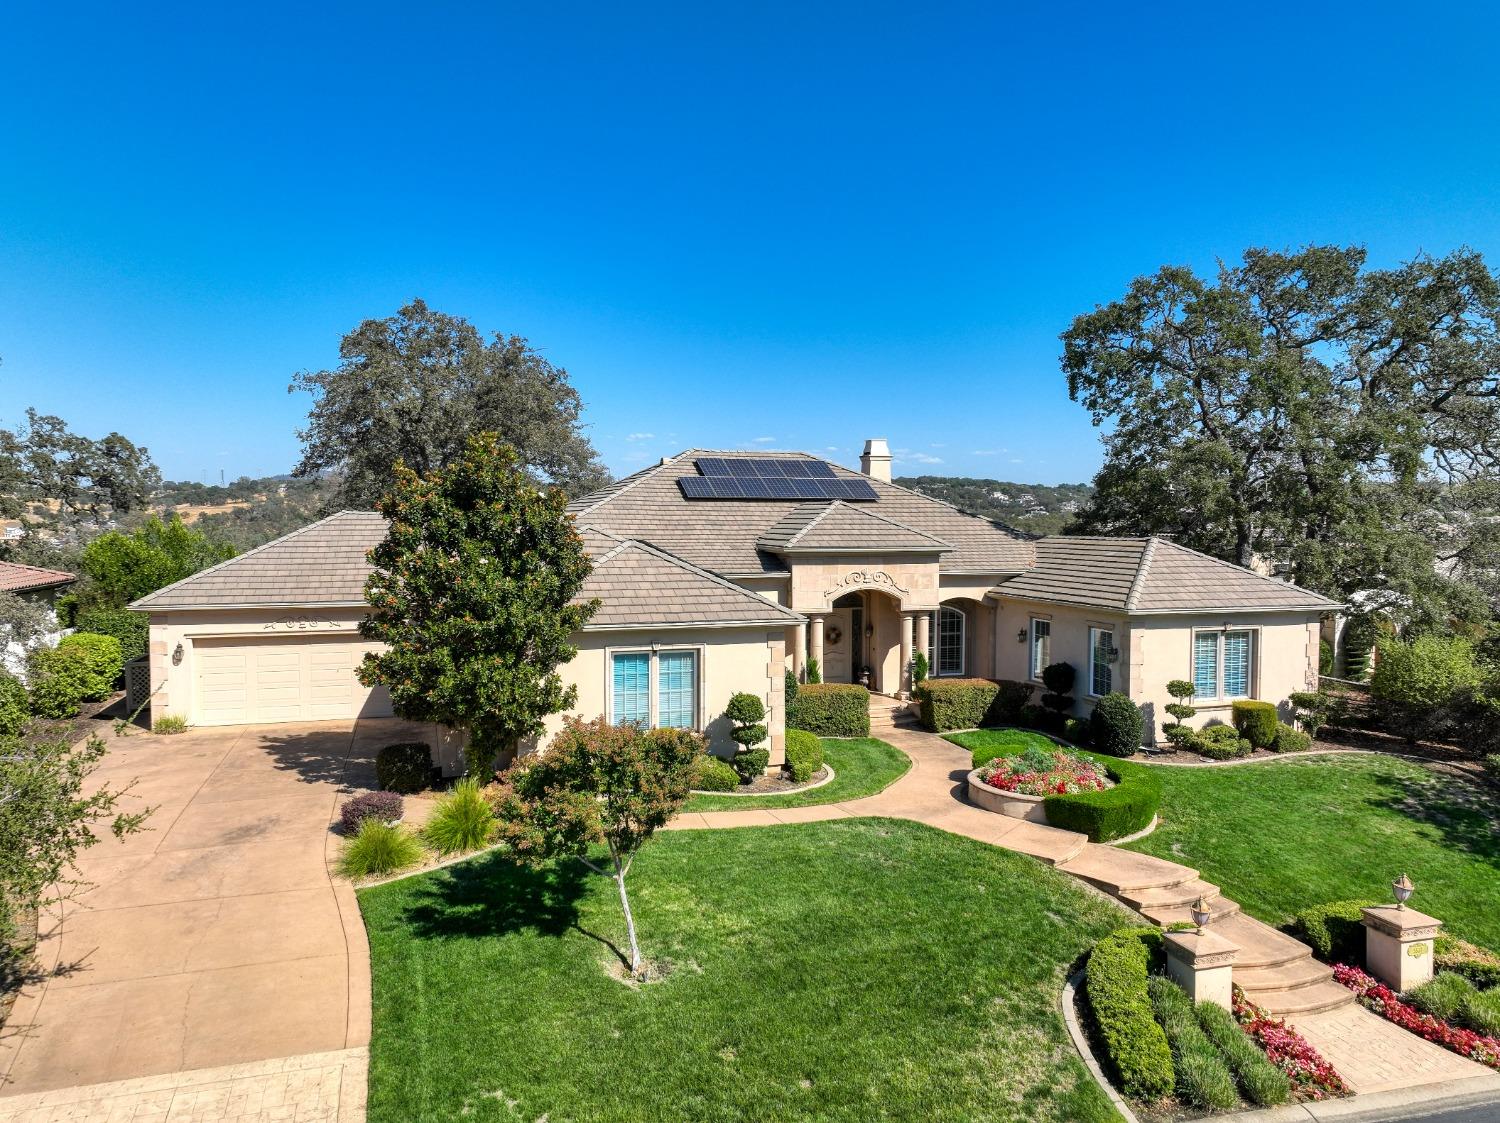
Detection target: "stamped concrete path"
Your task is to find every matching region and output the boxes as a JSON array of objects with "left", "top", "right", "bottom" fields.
[
  {"left": 669, "top": 709, "right": 1493, "bottom": 1098},
  {"left": 0, "top": 717, "right": 431, "bottom": 1122}
]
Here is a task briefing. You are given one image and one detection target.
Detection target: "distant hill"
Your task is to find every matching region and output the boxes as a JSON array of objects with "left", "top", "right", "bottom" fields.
[{"left": 893, "top": 476, "right": 1093, "bottom": 536}]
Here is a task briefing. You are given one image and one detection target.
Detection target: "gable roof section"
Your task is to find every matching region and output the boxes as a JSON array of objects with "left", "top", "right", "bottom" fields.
[
  {"left": 568, "top": 450, "right": 1033, "bottom": 575},
  {"left": 0, "top": 561, "right": 75, "bottom": 594},
  {"left": 758, "top": 501, "right": 952, "bottom": 554},
  {"left": 997, "top": 536, "right": 1337, "bottom": 614},
  {"left": 575, "top": 530, "right": 804, "bottom": 629},
  {"left": 130, "top": 511, "right": 388, "bottom": 610}
]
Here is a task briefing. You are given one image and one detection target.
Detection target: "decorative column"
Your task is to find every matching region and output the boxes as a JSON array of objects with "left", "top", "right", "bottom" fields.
[
  {"left": 809, "top": 615, "right": 825, "bottom": 676},
  {"left": 1361, "top": 905, "right": 1441, "bottom": 992},
  {"left": 899, "top": 612, "right": 914, "bottom": 697},
  {"left": 1163, "top": 930, "right": 1238, "bottom": 1009},
  {"left": 914, "top": 612, "right": 930, "bottom": 673}
]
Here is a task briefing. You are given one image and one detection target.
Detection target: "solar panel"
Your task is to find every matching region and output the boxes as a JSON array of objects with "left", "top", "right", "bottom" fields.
[
  {"left": 682, "top": 457, "right": 876, "bottom": 501},
  {"left": 696, "top": 457, "right": 732, "bottom": 477}
]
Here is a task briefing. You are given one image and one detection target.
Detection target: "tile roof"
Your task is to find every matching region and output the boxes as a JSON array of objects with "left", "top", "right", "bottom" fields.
[
  {"left": 0, "top": 561, "right": 75, "bottom": 594},
  {"left": 575, "top": 531, "right": 804, "bottom": 628},
  {"left": 569, "top": 450, "right": 1033, "bottom": 574},
  {"left": 758, "top": 501, "right": 952, "bottom": 553},
  {"left": 996, "top": 536, "right": 1338, "bottom": 614}
]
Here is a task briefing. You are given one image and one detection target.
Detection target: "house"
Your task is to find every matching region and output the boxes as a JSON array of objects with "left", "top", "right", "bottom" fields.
[
  {"left": 131, "top": 441, "right": 1336, "bottom": 765},
  {"left": 1, "top": 560, "right": 76, "bottom": 679}
]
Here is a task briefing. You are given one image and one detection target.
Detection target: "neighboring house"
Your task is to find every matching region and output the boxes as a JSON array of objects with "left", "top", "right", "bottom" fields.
[
  {"left": 130, "top": 440, "right": 1336, "bottom": 765},
  {"left": 1, "top": 560, "right": 76, "bottom": 680}
]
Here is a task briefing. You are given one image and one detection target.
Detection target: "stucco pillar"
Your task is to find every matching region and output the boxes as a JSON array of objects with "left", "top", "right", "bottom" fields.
[
  {"left": 899, "top": 612, "right": 914, "bottom": 697},
  {"left": 914, "top": 611, "right": 930, "bottom": 672},
  {"left": 1164, "top": 930, "right": 1238, "bottom": 1009},
  {"left": 809, "top": 615, "right": 825, "bottom": 677},
  {"left": 1362, "top": 905, "right": 1441, "bottom": 992}
]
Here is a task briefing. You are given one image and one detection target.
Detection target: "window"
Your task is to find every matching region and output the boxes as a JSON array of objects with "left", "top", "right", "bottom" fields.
[
  {"left": 1089, "top": 627, "right": 1115, "bottom": 696},
  {"left": 1192, "top": 630, "right": 1254, "bottom": 700},
  {"left": 927, "top": 605, "right": 965, "bottom": 677},
  {"left": 610, "top": 649, "right": 699, "bottom": 729},
  {"left": 1029, "top": 618, "right": 1051, "bottom": 679}
]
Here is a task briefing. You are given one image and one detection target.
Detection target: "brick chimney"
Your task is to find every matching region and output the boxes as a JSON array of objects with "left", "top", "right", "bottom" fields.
[{"left": 859, "top": 438, "right": 892, "bottom": 483}]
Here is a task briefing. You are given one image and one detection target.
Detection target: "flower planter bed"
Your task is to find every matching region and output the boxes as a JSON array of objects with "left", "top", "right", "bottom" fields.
[
  {"left": 1232, "top": 986, "right": 1349, "bottom": 1100},
  {"left": 969, "top": 746, "right": 1112, "bottom": 825},
  {"left": 1333, "top": 964, "right": 1500, "bottom": 1069}
]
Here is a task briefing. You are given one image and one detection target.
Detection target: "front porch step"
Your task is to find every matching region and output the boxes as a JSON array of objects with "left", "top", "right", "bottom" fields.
[
  {"left": 1118, "top": 878, "right": 1221, "bottom": 912},
  {"left": 1242, "top": 979, "right": 1354, "bottom": 1017},
  {"left": 1235, "top": 956, "right": 1335, "bottom": 996},
  {"left": 1142, "top": 897, "right": 1241, "bottom": 928},
  {"left": 1054, "top": 848, "right": 1199, "bottom": 895}
]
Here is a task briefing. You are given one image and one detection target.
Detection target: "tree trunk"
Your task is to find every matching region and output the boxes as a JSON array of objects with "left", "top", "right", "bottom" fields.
[{"left": 613, "top": 854, "right": 642, "bottom": 977}]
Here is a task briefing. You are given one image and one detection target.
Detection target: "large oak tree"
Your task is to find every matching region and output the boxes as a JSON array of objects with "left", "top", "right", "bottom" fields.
[
  {"left": 1062, "top": 245, "right": 1500, "bottom": 625},
  {"left": 291, "top": 299, "right": 610, "bottom": 509}
]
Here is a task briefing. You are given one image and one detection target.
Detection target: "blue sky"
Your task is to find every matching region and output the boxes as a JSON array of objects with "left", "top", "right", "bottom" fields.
[{"left": 3, "top": 2, "right": 1498, "bottom": 486}]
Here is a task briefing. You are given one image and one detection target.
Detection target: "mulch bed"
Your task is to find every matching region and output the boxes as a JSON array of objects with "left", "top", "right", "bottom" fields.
[
  {"left": 27, "top": 691, "right": 131, "bottom": 744},
  {"left": 705, "top": 766, "right": 831, "bottom": 796}
]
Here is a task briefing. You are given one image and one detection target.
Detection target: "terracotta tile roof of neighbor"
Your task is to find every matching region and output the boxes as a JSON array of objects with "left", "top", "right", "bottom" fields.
[
  {"left": 575, "top": 531, "right": 804, "bottom": 628},
  {"left": 569, "top": 450, "right": 1034, "bottom": 575},
  {"left": 997, "top": 536, "right": 1338, "bottom": 614},
  {"left": 0, "top": 560, "right": 75, "bottom": 593}
]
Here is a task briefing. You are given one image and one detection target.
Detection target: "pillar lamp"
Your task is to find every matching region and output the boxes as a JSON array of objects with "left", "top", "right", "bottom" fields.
[
  {"left": 1393, "top": 872, "right": 1415, "bottom": 910},
  {"left": 1190, "top": 893, "right": 1213, "bottom": 934}
]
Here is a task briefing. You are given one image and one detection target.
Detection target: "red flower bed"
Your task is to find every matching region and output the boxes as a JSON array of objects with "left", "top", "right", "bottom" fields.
[
  {"left": 1333, "top": 964, "right": 1500, "bottom": 1069},
  {"left": 977, "top": 746, "right": 1108, "bottom": 796},
  {"left": 1232, "top": 986, "right": 1349, "bottom": 1100}
]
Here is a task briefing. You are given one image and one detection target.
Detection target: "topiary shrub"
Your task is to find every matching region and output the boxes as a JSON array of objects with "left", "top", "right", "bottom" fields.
[
  {"left": 0, "top": 672, "right": 28, "bottom": 737},
  {"left": 733, "top": 748, "right": 770, "bottom": 782},
  {"left": 1288, "top": 899, "right": 1380, "bottom": 964},
  {"left": 1040, "top": 661, "right": 1076, "bottom": 718},
  {"left": 1194, "top": 723, "right": 1252, "bottom": 759},
  {"left": 1288, "top": 690, "right": 1333, "bottom": 737},
  {"left": 1272, "top": 722, "right": 1311, "bottom": 753},
  {"left": 1231, "top": 700, "right": 1278, "bottom": 748},
  {"left": 74, "top": 608, "right": 149, "bottom": 665},
  {"left": 783, "top": 729, "right": 823, "bottom": 783},
  {"left": 26, "top": 647, "right": 89, "bottom": 718},
  {"left": 376, "top": 742, "right": 434, "bottom": 794},
  {"left": 340, "top": 790, "right": 404, "bottom": 834},
  {"left": 1164, "top": 678, "right": 1196, "bottom": 739},
  {"left": 1089, "top": 692, "right": 1142, "bottom": 757},
  {"left": 993, "top": 679, "right": 1036, "bottom": 724},
  {"left": 1196, "top": 999, "right": 1291, "bottom": 1106},
  {"left": 918, "top": 678, "right": 999, "bottom": 732},
  {"left": 1085, "top": 928, "right": 1174, "bottom": 1101},
  {"left": 1042, "top": 758, "right": 1160, "bottom": 842},
  {"left": 725, "top": 692, "right": 769, "bottom": 780},
  {"left": 787, "top": 683, "right": 869, "bottom": 737},
  {"left": 690, "top": 754, "right": 740, "bottom": 791},
  {"left": 1148, "top": 976, "right": 1239, "bottom": 1111}
]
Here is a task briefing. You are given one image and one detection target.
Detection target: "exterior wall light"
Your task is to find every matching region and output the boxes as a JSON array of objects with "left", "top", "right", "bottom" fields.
[
  {"left": 1017, "top": 629, "right": 1028, "bottom": 643},
  {"left": 1190, "top": 893, "right": 1212, "bottom": 934},
  {"left": 172, "top": 643, "right": 184, "bottom": 665},
  {"left": 1393, "top": 872, "right": 1415, "bottom": 910}
]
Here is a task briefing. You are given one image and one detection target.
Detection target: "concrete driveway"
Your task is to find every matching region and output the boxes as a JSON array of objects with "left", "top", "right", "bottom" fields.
[{"left": 0, "top": 717, "right": 417, "bottom": 1108}]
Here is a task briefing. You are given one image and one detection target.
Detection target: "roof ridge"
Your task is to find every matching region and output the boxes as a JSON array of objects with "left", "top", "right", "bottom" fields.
[
  {"left": 593, "top": 536, "right": 805, "bottom": 622},
  {"left": 1124, "top": 537, "right": 1157, "bottom": 612},
  {"left": 0, "top": 560, "right": 74, "bottom": 579},
  {"left": 828, "top": 501, "right": 955, "bottom": 547},
  {"left": 1147, "top": 537, "right": 1335, "bottom": 603},
  {"left": 828, "top": 462, "right": 1039, "bottom": 541},
  {"left": 128, "top": 509, "right": 371, "bottom": 610},
  {"left": 567, "top": 454, "right": 691, "bottom": 518},
  {"left": 781, "top": 501, "right": 839, "bottom": 547}
]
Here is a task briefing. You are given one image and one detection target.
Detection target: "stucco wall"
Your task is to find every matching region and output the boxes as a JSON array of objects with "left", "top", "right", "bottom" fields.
[
  {"left": 993, "top": 598, "right": 1130, "bottom": 711},
  {"left": 788, "top": 555, "right": 941, "bottom": 613}
]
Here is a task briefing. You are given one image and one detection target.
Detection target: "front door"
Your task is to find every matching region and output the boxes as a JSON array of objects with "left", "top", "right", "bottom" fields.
[{"left": 823, "top": 608, "right": 853, "bottom": 683}]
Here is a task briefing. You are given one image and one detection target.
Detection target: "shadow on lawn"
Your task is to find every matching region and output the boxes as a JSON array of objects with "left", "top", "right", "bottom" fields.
[
  {"left": 400, "top": 850, "right": 631, "bottom": 966},
  {"left": 1366, "top": 767, "right": 1500, "bottom": 868}
]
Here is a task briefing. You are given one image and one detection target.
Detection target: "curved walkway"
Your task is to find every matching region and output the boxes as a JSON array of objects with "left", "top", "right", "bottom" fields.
[{"left": 670, "top": 715, "right": 1493, "bottom": 1098}]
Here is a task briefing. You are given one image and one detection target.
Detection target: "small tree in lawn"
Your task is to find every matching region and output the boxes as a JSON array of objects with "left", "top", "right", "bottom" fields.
[
  {"left": 492, "top": 717, "right": 701, "bottom": 978},
  {"left": 724, "top": 692, "right": 768, "bottom": 782},
  {"left": 359, "top": 434, "right": 598, "bottom": 776},
  {"left": 1164, "top": 679, "right": 1197, "bottom": 745}
]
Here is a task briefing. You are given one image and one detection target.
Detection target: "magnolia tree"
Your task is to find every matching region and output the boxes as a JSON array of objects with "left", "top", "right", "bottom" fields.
[
  {"left": 492, "top": 718, "right": 701, "bottom": 977},
  {"left": 359, "top": 434, "right": 598, "bottom": 775}
]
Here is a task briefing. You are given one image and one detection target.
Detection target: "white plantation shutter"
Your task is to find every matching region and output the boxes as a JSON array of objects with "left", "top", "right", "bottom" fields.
[
  {"left": 1193, "top": 632, "right": 1219, "bottom": 698},
  {"left": 1223, "top": 631, "right": 1251, "bottom": 698}
]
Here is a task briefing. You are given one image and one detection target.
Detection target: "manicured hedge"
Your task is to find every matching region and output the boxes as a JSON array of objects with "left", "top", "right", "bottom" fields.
[
  {"left": 1085, "top": 927, "right": 1174, "bottom": 1101},
  {"left": 787, "top": 683, "right": 869, "bottom": 737},
  {"left": 1232, "top": 700, "right": 1279, "bottom": 748},
  {"left": 691, "top": 755, "right": 741, "bottom": 791},
  {"left": 1288, "top": 899, "right": 1379, "bottom": 964},
  {"left": 917, "top": 678, "right": 998, "bottom": 731},
  {"left": 1042, "top": 756, "right": 1160, "bottom": 842},
  {"left": 783, "top": 729, "right": 824, "bottom": 783},
  {"left": 376, "top": 742, "right": 435, "bottom": 794},
  {"left": 1272, "top": 721, "right": 1311, "bottom": 753},
  {"left": 1089, "top": 692, "right": 1143, "bottom": 757}
]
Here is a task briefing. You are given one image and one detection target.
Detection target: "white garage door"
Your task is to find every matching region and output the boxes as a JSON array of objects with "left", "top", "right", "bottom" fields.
[{"left": 193, "top": 635, "right": 394, "bottom": 726}]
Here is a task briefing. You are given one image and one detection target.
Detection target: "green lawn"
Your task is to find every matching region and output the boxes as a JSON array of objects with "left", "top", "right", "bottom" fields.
[
  {"left": 1123, "top": 754, "right": 1500, "bottom": 951},
  {"left": 360, "top": 818, "right": 1127, "bottom": 1123},
  {"left": 681, "top": 736, "right": 910, "bottom": 812}
]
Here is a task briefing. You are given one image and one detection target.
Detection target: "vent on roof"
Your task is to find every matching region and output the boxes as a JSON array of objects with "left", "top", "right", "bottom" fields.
[{"left": 679, "top": 458, "right": 878, "bottom": 501}]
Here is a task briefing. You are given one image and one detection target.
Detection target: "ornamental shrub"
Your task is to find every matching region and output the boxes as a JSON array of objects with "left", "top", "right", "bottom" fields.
[
  {"left": 725, "top": 692, "right": 767, "bottom": 746},
  {"left": 1288, "top": 690, "right": 1333, "bottom": 736},
  {"left": 423, "top": 778, "right": 497, "bottom": 854},
  {"left": 690, "top": 754, "right": 740, "bottom": 791},
  {"left": 993, "top": 679, "right": 1036, "bottom": 724},
  {"left": 1289, "top": 899, "right": 1379, "bottom": 964},
  {"left": 74, "top": 608, "right": 149, "bottom": 665},
  {"left": 1148, "top": 976, "right": 1239, "bottom": 1111},
  {"left": 0, "top": 672, "right": 28, "bottom": 737},
  {"left": 787, "top": 683, "right": 869, "bottom": 737},
  {"left": 26, "top": 647, "right": 89, "bottom": 718},
  {"left": 1063, "top": 717, "right": 1091, "bottom": 746},
  {"left": 151, "top": 714, "right": 188, "bottom": 734},
  {"left": 1437, "top": 935, "right": 1500, "bottom": 991},
  {"left": 56, "top": 633, "right": 124, "bottom": 700},
  {"left": 918, "top": 678, "right": 999, "bottom": 731},
  {"left": 1231, "top": 700, "right": 1279, "bottom": 748},
  {"left": 1089, "top": 692, "right": 1143, "bottom": 757},
  {"left": 1164, "top": 678, "right": 1197, "bottom": 734},
  {"left": 1407, "top": 973, "right": 1473, "bottom": 1023},
  {"left": 1018, "top": 702, "right": 1045, "bottom": 728},
  {"left": 804, "top": 656, "right": 821, "bottom": 684},
  {"left": 1042, "top": 758, "right": 1160, "bottom": 842},
  {"left": 339, "top": 790, "right": 404, "bottom": 834},
  {"left": 1196, "top": 998, "right": 1292, "bottom": 1106},
  {"left": 337, "top": 819, "right": 424, "bottom": 879},
  {"left": 911, "top": 650, "right": 929, "bottom": 685},
  {"left": 376, "top": 742, "right": 434, "bottom": 794},
  {"left": 732, "top": 747, "right": 770, "bottom": 782},
  {"left": 1040, "top": 661, "right": 1075, "bottom": 716},
  {"left": 784, "top": 668, "right": 798, "bottom": 708},
  {"left": 1194, "top": 723, "right": 1252, "bottom": 759},
  {"left": 783, "top": 729, "right": 823, "bottom": 783},
  {"left": 1272, "top": 722, "right": 1311, "bottom": 753},
  {"left": 1085, "top": 928, "right": 1174, "bottom": 1101}
]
